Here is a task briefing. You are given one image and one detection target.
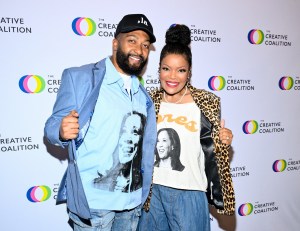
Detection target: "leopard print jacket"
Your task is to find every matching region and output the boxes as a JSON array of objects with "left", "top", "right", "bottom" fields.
[{"left": 143, "top": 83, "right": 235, "bottom": 215}]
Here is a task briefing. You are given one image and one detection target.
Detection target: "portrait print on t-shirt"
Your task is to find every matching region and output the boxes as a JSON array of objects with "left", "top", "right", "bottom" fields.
[
  {"left": 154, "top": 128, "right": 185, "bottom": 172},
  {"left": 93, "top": 111, "right": 146, "bottom": 192}
]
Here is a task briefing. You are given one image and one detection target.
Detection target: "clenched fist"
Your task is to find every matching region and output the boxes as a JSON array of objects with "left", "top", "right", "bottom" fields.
[{"left": 59, "top": 110, "right": 79, "bottom": 140}]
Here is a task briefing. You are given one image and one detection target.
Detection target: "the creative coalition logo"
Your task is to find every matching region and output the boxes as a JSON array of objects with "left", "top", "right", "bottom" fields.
[
  {"left": 190, "top": 25, "right": 221, "bottom": 43},
  {"left": 242, "top": 120, "right": 258, "bottom": 134},
  {"left": 248, "top": 29, "right": 292, "bottom": 46},
  {"left": 0, "top": 17, "right": 32, "bottom": 33},
  {"left": 46, "top": 75, "right": 61, "bottom": 93},
  {"left": 72, "top": 17, "right": 96, "bottom": 36},
  {"left": 278, "top": 76, "right": 300, "bottom": 90},
  {"left": 279, "top": 76, "right": 293, "bottom": 90},
  {"left": 71, "top": 17, "right": 120, "bottom": 38},
  {"left": 243, "top": 120, "right": 284, "bottom": 134},
  {"left": 0, "top": 134, "right": 39, "bottom": 152},
  {"left": 208, "top": 76, "right": 225, "bottom": 91},
  {"left": 26, "top": 186, "right": 51, "bottom": 202},
  {"left": 26, "top": 184, "right": 60, "bottom": 203},
  {"left": 231, "top": 165, "right": 250, "bottom": 178},
  {"left": 19, "top": 75, "right": 45, "bottom": 93},
  {"left": 272, "top": 159, "right": 287, "bottom": 172},
  {"left": 144, "top": 74, "right": 160, "bottom": 93},
  {"left": 18, "top": 75, "right": 61, "bottom": 94},
  {"left": 137, "top": 76, "right": 145, "bottom": 86},
  {"left": 238, "top": 201, "right": 278, "bottom": 216},
  {"left": 273, "top": 159, "right": 300, "bottom": 172},
  {"left": 208, "top": 76, "right": 255, "bottom": 91},
  {"left": 238, "top": 203, "right": 253, "bottom": 216},
  {"left": 248, "top": 29, "right": 264, "bottom": 44}
]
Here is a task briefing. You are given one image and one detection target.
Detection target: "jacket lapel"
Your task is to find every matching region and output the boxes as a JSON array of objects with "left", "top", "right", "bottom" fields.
[
  {"left": 75, "top": 60, "right": 106, "bottom": 148},
  {"left": 77, "top": 61, "right": 106, "bottom": 128}
]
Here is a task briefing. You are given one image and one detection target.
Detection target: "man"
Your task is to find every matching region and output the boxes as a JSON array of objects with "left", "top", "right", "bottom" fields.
[{"left": 44, "top": 14, "right": 157, "bottom": 231}]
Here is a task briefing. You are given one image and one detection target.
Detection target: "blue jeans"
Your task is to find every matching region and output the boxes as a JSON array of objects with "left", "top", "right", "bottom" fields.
[
  {"left": 69, "top": 205, "right": 141, "bottom": 231},
  {"left": 137, "top": 184, "right": 210, "bottom": 231}
]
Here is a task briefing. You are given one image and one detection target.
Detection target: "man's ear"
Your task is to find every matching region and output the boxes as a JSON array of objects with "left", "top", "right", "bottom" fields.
[{"left": 112, "top": 38, "right": 119, "bottom": 51}]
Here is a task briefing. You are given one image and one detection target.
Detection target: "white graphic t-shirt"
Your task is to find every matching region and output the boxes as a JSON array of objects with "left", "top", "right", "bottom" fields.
[{"left": 153, "top": 102, "right": 207, "bottom": 191}]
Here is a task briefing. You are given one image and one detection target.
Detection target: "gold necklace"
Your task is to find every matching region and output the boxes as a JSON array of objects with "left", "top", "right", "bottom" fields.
[{"left": 163, "top": 86, "right": 188, "bottom": 104}]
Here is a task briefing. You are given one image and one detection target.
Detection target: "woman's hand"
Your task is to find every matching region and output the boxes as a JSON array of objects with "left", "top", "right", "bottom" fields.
[{"left": 219, "top": 119, "right": 233, "bottom": 145}]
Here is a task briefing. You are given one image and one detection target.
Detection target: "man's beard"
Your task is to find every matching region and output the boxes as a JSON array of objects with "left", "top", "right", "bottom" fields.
[{"left": 116, "top": 46, "right": 147, "bottom": 76}]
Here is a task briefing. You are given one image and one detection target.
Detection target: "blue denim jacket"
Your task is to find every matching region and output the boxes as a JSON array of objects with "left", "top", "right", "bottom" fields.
[{"left": 44, "top": 58, "right": 157, "bottom": 219}]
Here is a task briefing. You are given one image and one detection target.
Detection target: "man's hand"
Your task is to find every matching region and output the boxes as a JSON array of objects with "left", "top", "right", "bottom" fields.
[{"left": 59, "top": 110, "right": 79, "bottom": 141}]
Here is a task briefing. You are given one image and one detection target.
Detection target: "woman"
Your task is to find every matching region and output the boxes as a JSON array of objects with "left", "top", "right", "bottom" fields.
[
  {"left": 94, "top": 111, "right": 146, "bottom": 192},
  {"left": 155, "top": 128, "right": 185, "bottom": 171},
  {"left": 138, "top": 24, "right": 235, "bottom": 231}
]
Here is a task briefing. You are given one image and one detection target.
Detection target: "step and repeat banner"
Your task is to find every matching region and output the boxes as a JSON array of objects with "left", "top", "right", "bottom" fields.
[{"left": 1, "top": 1, "right": 299, "bottom": 230}]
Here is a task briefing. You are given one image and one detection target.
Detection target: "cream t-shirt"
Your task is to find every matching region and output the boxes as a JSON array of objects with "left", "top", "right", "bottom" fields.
[{"left": 153, "top": 102, "right": 207, "bottom": 191}]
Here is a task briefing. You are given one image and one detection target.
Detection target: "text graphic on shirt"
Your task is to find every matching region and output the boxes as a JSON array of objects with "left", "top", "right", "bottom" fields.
[{"left": 157, "top": 114, "right": 198, "bottom": 132}]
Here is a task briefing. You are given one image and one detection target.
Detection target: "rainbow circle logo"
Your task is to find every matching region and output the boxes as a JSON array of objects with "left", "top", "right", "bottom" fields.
[
  {"left": 208, "top": 76, "right": 226, "bottom": 91},
  {"left": 26, "top": 185, "right": 51, "bottom": 202},
  {"left": 248, "top": 29, "right": 264, "bottom": 44},
  {"left": 272, "top": 159, "right": 287, "bottom": 172},
  {"left": 138, "top": 76, "right": 144, "bottom": 86},
  {"left": 238, "top": 203, "right": 254, "bottom": 216},
  {"left": 19, "top": 75, "right": 45, "bottom": 93},
  {"left": 279, "top": 76, "right": 294, "bottom": 90},
  {"left": 243, "top": 120, "right": 258, "bottom": 134},
  {"left": 72, "top": 17, "right": 96, "bottom": 36}
]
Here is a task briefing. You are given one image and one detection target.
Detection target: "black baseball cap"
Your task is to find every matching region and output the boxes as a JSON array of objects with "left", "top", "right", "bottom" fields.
[{"left": 115, "top": 14, "right": 156, "bottom": 43}]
